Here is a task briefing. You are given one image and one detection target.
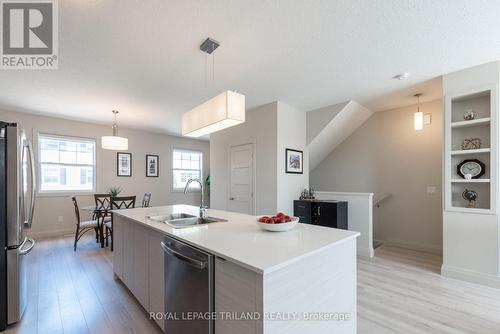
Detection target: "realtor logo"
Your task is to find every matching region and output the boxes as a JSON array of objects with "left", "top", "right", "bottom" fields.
[{"left": 1, "top": 0, "right": 58, "bottom": 69}]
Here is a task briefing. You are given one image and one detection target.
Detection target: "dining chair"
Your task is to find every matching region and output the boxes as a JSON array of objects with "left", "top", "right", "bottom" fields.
[
  {"left": 94, "top": 193, "right": 111, "bottom": 219},
  {"left": 105, "top": 196, "right": 136, "bottom": 251},
  {"left": 142, "top": 193, "right": 151, "bottom": 208},
  {"left": 71, "top": 197, "right": 99, "bottom": 251}
]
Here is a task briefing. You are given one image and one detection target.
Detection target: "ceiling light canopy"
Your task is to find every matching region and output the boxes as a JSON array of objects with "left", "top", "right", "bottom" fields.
[
  {"left": 394, "top": 72, "right": 410, "bottom": 80},
  {"left": 102, "top": 110, "right": 128, "bottom": 150},
  {"left": 182, "top": 90, "right": 245, "bottom": 137}
]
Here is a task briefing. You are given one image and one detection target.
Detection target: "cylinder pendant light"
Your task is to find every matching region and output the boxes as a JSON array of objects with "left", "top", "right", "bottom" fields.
[
  {"left": 414, "top": 93, "right": 423, "bottom": 131},
  {"left": 102, "top": 110, "right": 128, "bottom": 150},
  {"left": 182, "top": 90, "right": 245, "bottom": 137}
]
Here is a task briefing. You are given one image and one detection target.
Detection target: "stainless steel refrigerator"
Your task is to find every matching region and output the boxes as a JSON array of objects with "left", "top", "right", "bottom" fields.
[{"left": 0, "top": 122, "right": 36, "bottom": 331}]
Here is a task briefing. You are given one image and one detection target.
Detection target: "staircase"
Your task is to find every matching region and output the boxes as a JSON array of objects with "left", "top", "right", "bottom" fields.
[{"left": 307, "top": 100, "right": 373, "bottom": 170}]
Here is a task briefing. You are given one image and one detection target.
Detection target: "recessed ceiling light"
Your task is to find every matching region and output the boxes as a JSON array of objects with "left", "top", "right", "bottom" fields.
[{"left": 393, "top": 72, "right": 410, "bottom": 80}]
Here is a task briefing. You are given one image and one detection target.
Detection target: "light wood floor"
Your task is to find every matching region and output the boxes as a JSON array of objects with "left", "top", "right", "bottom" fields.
[
  {"left": 5, "top": 236, "right": 500, "bottom": 334},
  {"left": 5, "top": 235, "right": 162, "bottom": 334},
  {"left": 358, "top": 246, "right": 500, "bottom": 334}
]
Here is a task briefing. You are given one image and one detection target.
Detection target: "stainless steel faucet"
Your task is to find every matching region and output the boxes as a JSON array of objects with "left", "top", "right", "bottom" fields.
[{"left": 184, "top": 178, "right": 206, "bottom": 218}]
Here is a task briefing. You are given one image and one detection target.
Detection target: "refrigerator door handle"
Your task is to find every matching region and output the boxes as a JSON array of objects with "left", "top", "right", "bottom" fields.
[
  {"left": 24, "top": 140, "right": 36, "bottom": 229},
  {"left": 19, "top": 238, "right": 35, "bottom": 256}
]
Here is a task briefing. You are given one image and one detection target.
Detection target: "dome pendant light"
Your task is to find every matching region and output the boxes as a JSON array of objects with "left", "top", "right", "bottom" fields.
[{"left": 101, "top": 110, "right": 128, "bottom": 150}]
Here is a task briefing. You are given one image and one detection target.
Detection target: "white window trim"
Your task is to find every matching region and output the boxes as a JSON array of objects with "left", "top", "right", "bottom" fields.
[
  {"left": 171, "top": 148, "right": 203, "bottom": 193},
  {"left": 37, "top": 132, "right": 97, "bottom": 196}
]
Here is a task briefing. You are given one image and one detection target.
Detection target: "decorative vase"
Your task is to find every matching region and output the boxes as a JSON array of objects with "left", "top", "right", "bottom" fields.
[{"left": 463, "top": 109, "right": 476, "bottom": 121}]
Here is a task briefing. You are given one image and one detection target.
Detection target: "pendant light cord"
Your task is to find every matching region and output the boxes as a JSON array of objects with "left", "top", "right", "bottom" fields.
[
  {"left": 414, "top": 93, "right": 422, "bottom": 113},
  {"left": 112, "top": 110, "right": 119, "bottom": 136},
  {"left": 205, "top": 53, "right": 208, "bottom": 88}
]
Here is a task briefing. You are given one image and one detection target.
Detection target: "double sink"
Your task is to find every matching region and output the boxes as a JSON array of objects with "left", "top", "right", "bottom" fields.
[{"left": 148, "top": 213, "right": 226, "bottom": 228}]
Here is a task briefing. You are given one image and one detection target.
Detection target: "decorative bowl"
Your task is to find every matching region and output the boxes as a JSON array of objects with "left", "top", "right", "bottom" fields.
[{"left": 256, "top": 216, "right": 299, "bottom": 232}]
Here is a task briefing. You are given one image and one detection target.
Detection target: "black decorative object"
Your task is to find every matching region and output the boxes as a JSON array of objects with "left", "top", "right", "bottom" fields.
[
  {"left": 462, "top": 189, "right": 478, "bottom": 208},
  {"left": 457, "top": 159, "right": 485, "bottom": 179},
  {"left": 300, "top": 187, "right": 315, "bottom": 200},
  {"left": 117, "top": 152, "right": 132, "bottom": 177}
]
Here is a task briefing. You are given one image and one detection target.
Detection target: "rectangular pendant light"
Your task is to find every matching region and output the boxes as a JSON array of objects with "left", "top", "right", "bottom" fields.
[
  {"left": 182, "top": 91, "right": 245, "bottom": 137},
  {"left": 414, "top": 111, "right": 423, "bottom": 131}
]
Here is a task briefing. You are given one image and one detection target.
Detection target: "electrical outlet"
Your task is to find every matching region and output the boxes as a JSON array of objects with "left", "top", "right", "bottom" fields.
[
  {"left": 426, "top": 186, "right": 436, "bottom": 195},
  {"left": 58, "top": 216, "right": 64, "bottom": 223}
]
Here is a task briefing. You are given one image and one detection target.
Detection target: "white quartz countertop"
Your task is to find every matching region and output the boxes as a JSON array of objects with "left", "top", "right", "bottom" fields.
[{"left": 113, "top": 205, "right": 359, "bottom": 274}]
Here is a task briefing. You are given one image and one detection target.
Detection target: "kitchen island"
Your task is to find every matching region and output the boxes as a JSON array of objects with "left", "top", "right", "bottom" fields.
[{"left": 112, "top": 205, "right": 359, "bottom": 334}]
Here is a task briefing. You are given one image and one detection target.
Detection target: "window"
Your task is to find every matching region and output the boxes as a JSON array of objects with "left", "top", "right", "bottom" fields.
[
  {"left": 172, "top": 149, "right": 202, "bottom": 191},
  {"left": 38, "top": 134, "right": 96, "bottom": 192}
]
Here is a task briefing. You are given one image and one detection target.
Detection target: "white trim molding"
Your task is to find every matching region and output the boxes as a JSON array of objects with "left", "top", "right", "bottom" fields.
[
  {"left": 28, "top": 228, "right": 75, "bottom": 239},
  {"left": 441, "top": 264, "right": 500, "bottom": 289},
  {"left": 383, "top": 238, "right": 442, "bottom": 255}
]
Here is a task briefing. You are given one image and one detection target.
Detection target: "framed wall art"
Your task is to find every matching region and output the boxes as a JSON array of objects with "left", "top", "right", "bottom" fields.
[
  {"left": 285, "top": 148, "right": 303, "bottom": 174},
  {"left": 146, "top": 154, "right": 159, "bottom": 177},
  {"left": 117, "top": 152, "right": 132, "bottom": 177}
]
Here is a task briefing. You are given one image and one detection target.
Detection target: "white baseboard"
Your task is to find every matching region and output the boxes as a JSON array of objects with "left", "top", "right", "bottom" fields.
[
  {"left": 357, "top": 246, "right": 374, "bottom": 258},
  {"left": 382, "top": 238, "right": 442, "bottom": 255},
  {"left": 441, "top": 264, "right": 500, "bottom": 289},
  {"left": 28, "top": 228, "right": 75, "bottom": 239}
]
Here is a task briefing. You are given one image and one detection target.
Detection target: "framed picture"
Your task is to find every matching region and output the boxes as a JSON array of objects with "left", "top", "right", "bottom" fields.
[
  {"left": 285, "top": 148, "right": 303, "bottom": 174},
  {"left": 117, "top": 152, "right": 132, "bottom": 177},
  {"left": 146, "top": 154, "right": 159, "bottom": 177}
]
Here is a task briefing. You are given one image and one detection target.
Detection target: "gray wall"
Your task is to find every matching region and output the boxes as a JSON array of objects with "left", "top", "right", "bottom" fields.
[
  {"left": 210, "top": 101, "right": 309, "bottom": 216},
  {"left": 0, "top": 109, "right": 210, "bottom": 238},
  {"left": 310, "top": 100, "right": 443, "bottom": 253},
  {"left": 276, "top": 102, "right": 309, "bottom": 214},
  {"left": 210, "top": 102, "right": 278, "bottom": 215}
]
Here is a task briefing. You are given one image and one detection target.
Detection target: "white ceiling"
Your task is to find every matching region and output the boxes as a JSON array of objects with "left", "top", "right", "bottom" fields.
[{"left": 1, "top": 0, "right": 499, "bottom": 135}]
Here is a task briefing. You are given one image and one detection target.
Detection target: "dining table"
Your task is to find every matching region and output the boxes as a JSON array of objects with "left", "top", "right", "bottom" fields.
[{"left": 81, "top": 205, "right": 111, "bottom": 248}]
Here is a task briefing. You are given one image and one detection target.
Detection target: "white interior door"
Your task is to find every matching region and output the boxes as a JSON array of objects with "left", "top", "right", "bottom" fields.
[{"left": 228, "top": 143, "right": 254, "bottom": 214}]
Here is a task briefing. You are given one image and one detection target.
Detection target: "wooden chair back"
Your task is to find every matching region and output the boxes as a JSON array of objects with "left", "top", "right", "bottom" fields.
[
  {"left": 71, "top": 196, "right": 81, "bottom": 228},
  {"left": 142, "top": 193, "right": 151, "bottom": 208},
  {"left": 110, "top": 196, "right": 136, "bottom": 210},
  {"left": 94, "top": 193, "right": 110, "bottom": 210}
]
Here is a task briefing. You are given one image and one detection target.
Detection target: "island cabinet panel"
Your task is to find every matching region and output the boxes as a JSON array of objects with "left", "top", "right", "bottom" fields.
[
  {"left": 133, "top": 225, "right": 150, "bottom": 310},
  {"left": 123, "top": 220, "right": 135, "bottom": 289},
  {"left": 215, "top": 258, "right": 263, "bottom": 334},
  {"left": 112, "top": 214, "right": 124, "bottom": 279},
  {"left": 112, "top": 216, "right": 165, "bottom": 332},
  {"left": 262, "top": 239, "right": 357, "bottom": 334},
  {"left": 148, "top": 230, "right": 165, "bottom": 331}
]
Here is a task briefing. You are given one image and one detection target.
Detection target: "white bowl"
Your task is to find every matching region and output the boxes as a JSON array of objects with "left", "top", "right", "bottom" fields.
[{"left": 256, "top": 216, "right": 299, "bottom": 232}]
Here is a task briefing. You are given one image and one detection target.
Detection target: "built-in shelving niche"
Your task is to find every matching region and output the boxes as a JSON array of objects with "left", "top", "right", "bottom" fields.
[{"left": 446, "top": 87, "right": 495, "bottom": 213}]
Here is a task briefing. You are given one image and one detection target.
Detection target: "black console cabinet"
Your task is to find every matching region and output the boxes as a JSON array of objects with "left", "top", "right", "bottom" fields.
[{"left": 293, "top": 200, "right": 348, "bottom": 230}]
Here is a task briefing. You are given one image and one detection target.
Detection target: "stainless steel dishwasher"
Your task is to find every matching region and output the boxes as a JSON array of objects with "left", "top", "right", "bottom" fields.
[{"left": 161, "top": 236, "right": 214, "bottom": 334}]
